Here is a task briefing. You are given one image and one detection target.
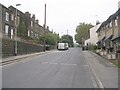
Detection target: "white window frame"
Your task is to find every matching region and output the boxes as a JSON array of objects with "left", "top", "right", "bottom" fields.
[
  {"left": 11, "top": 28, "right": 14, "bottom": 39},
  {"left": 5, "top": 25, "right": 9, "bottom": 37},
  {"left": 110, "top": 21, "right": 112, "bottom": 28},
  {"left": 31, "top": 31, "right": 33, "bottom": 38},
  {"left": 5, "top": 12, "right": 9, "bottom": 21},
  {"left": 115, "top": 19, "right": 118, "bottom": 26},
  {"left": 28, "top": 30, "right": 30, "bottom": 37},
  {"left": 31, "top": 21, "right": 33, "bottom": 27}
]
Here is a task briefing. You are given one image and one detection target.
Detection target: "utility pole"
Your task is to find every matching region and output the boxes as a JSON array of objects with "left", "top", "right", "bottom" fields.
[
  {"left": 67, "top": 29, "right": 68, "bottom": 35},
  {"left": 44, "top": 4, "right": 46, "bottom": 51}
]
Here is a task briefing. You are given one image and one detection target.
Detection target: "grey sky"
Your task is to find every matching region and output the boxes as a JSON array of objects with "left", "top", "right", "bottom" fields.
[{"left": 1, "top": 0, "right": 120, "bottom": 41}]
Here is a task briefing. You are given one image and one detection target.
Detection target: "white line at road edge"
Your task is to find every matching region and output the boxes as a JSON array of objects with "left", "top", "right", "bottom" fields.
[{"left": 86, "top": 57, "right": 104, "bottom": 88}]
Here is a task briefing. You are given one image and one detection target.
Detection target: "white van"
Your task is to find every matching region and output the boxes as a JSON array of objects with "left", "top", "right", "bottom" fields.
[{"left": 57, "top": 43, "right": 69, "bottom": 50}]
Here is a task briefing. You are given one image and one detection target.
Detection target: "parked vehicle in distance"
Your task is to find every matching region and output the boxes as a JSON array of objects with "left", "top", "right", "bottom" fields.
[
  {"left": 57, "top": 43, "right": 69, "bottom": 50},
  {"left": 82, "top": 46, "right": 88, "bottom": 51}
]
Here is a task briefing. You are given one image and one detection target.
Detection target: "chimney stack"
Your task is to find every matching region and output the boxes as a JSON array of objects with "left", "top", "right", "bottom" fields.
[
  {"left": 36, "top": 19, "right": 39, "bottom": 24},
  {"left": 96, "top": 20, "right": 100, "bottom": 25},
  {"left": 32, "top": 14, "right": 35, "bottom": 19}
]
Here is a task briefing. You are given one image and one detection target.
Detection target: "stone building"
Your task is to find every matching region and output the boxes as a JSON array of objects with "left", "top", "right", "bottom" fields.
[
  {"left": 96, "top": 8, "right": 120, "bottom": 59},
  {"left": 0, "top": 4, "right": 15, "bottom": 40},
  {"left": 0, "top": 3, "right": 51, "bottom": 57},
  {"left": 0, "top": 4, "right": 51, "bottom": 43}
]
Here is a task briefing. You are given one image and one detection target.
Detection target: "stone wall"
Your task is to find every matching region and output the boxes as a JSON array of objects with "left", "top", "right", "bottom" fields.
[
  {"left": 2, "top": 38, "right": 15, "bottom": 57},
  {"left": 2, "top": 38, "right": 44, "bottom": 58}
]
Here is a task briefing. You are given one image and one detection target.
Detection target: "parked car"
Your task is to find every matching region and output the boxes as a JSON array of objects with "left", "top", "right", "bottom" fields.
[{"left": 82, "top": 46, "right": 88, "bottom": 51}]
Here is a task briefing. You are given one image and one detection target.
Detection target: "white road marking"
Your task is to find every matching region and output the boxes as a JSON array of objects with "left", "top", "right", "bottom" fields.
[
  {"left": 86, "top": 59, "right": 104, "bottom": 88},
  {"left": 84, "top": 52, "right": 104, "bottom": 88},
  {"left": 39, "top": 62, "right": 77, "bottom": 66},
  {"left": 49, "top": 63, "right": 58, "bottom": 65},
  {"left": 41, "top": 62, "right": 49, "bottom": 64},
  {"left": 60, "top": 63, "right": 77, "bottom": 66}
]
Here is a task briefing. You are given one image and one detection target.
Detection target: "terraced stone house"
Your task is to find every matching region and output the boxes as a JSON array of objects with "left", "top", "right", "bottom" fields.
[{"left": 96, "top": 8, "right": 120, "bottom": 59}]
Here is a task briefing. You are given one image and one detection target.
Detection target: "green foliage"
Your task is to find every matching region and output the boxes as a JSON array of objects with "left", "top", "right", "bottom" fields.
[
  {"left": 18, "top": 17, "right": 27, "bottom": 38},
  {"left": 39, "top": 35, "right": 44, "bottom": 44},
  {"left": 61, "top": 35, "right": 74, "bottom": 47},
  {"left": 118, "top": 64, "right": 120, "bottom": 68},
  {"left": 39, "top": 32, "right": 59, "bottom": 45},
  {"left": 88, "top": 44, "right": 97, "bottom": 52},
  {"left": 53, "top": 32, "right": 59, "bottom": 43},
  {"left": 46, "top": 33, "right": 56, "bottom": 45},
  {"left": 75, "top": 22, "right": 93, "bottom": 44}
]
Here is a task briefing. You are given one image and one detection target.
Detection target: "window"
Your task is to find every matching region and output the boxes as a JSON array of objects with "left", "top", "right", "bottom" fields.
[
  {"left": 35, "top": 33, "right": 37, "bottom": 38},
  {"left": 105, "top": 25, "right": 108, "bottom": 30},
  {"left": 116, "top": 16, "right": 119, "bottom": 19},
  {"left": 102, "top": 28, "right": 104, "bottom": 33},
  {"left": 11, "top": 14, "right": 14, "bottom": 21},
  {"left": 5, "top": 12, "right": 9, "bottom": 21},
  {"left": 31, "top": 31, "right": 33, "bottom": 38},
  {"left": 110, "top": 21, "right": 112, "bottom": 28},
  {"left": 115, "top": 19, "right": 118, "bottom": 26},
  {"left": 31, "top": 21, "right": 33, "bottom": 27},
  {"left": 11, "top": 28, "right": 14, "bottom": 39},
  {"left": 110, "top": 41, "right": 113, "bottom": 48},
  {"left": 107, "top": 24, "right": 110, "bottom": 28},
  {"left": 5, "top": 25, "right": 9, "bottom": 37},
  {"left": 36, "top": 33, "right": 39, "bottom": 38},
  {"left": 28, "top": 30, "right": 30, "bottom": 37}
]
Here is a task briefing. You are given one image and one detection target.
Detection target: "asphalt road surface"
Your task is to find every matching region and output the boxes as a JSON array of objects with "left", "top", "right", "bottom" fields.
[{"left": 2, "top": 48, "right": 118, "bottom": 88}]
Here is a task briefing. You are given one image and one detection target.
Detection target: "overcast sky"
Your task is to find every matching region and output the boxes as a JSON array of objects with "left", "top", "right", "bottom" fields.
[{"left": 1, "top": 0, "right": 120, "bottom": 42}]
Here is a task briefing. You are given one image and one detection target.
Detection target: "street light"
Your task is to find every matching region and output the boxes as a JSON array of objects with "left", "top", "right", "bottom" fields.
[
  {"left": 15, "top": 4, "right": 21, "bottom": 56},
  {"left": 44, "top": 4, "right": 46, "bottom": 52}
]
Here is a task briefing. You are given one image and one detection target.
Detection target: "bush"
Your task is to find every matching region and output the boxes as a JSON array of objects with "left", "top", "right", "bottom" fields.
[{"left": 88, "top": 45, "right": 97, "bottom": 52}]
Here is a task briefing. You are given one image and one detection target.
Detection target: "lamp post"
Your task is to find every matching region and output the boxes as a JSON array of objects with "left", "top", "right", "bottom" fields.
[
  {"left": 44, "top": 4, "right": 46, "bottom": 52},
  {"left": 15, "top": 4, "right": 21, "bottom": 56}
]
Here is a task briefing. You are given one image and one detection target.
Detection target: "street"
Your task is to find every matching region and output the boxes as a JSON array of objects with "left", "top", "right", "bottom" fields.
[{"left": 2, "top": 48, "right": 118, "bottom": 88}]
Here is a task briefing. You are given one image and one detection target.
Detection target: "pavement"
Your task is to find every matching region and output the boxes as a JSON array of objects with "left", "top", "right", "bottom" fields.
[
  {"left": 1, "top": 50, "right": 55, "bottom": 65},
  {"left": 83, "top": 51, "right": 118, "bottom": 88}
]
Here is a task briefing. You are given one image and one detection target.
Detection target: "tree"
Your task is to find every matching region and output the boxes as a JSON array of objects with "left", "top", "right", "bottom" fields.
[
  {"left": 61, "top": 35, "right": 74, "bottom": 47},
  {"left": 75, "top": 22, "right": 93, "bottom": 44},
  {"left": 39, "top": 32, "right": 59, "bottom": 45},
  {"left": 46, "top": 33, "right": 56, "bottom": 45},
  {"left": 53, "top": 32, "right": 59, "bottom": 43}
]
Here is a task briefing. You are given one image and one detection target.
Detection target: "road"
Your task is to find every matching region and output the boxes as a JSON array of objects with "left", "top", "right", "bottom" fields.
[{"left": 2, "top": 48, "right": 118, "bottom": 88}]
